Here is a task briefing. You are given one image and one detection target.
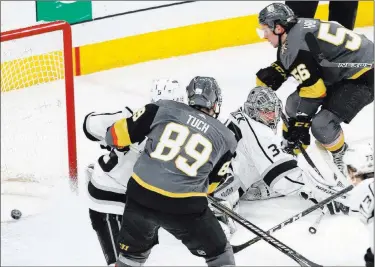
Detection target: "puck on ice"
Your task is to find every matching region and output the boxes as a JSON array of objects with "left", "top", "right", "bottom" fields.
[
  {"left": 11, "top": 209, "right": 22, "bottom": 220},
  {"left": 309, "top": 226, "right": 317, "bottom": 234}
]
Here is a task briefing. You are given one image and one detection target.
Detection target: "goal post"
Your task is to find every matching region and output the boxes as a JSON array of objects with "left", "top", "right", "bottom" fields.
[{"left": 1, "top": 21, "right": 78, "bottom": 190}]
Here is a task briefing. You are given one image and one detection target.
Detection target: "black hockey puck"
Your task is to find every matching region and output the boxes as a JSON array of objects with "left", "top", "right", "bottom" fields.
[
  {"left": 309, "top": 226, "right": 317, "bottom": 234},
  {"left": 11, "top": 209, "right": 22, "bottom": 220}
]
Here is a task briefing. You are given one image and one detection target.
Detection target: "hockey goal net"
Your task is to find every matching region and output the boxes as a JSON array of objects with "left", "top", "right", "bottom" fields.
[{"left": 1, "top": 21, "right": 78, "bottom": 197}]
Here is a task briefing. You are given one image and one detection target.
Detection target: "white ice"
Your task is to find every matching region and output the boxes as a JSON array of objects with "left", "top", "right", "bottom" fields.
[{"left": 1, "top": 27, "right": 373, "bottom": 266}]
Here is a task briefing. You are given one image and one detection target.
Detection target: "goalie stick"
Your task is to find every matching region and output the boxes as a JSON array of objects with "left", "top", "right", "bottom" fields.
[
  {"left": 230, "top": 183, "right": 353, "bottom": 254},
  {"left": 208, "top": 195, "right": 323, "bottom": 267}
]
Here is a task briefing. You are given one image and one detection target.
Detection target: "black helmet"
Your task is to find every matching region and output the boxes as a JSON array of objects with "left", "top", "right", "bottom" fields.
[
  {"left": 258, "top": 3, "right": 297, "bottom": 33},
  {"left": 186, "top": 76, "right": 222, "bottom": 117}
]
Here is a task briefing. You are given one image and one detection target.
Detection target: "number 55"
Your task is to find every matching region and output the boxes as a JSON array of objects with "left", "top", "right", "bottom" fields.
[{"left": 317, "top": 22, "right": 362, "bottom": 51}]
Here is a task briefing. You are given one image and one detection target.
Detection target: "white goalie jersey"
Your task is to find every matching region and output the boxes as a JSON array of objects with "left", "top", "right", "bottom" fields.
[
  {"left": 221, "top": 108, "right": 306, "bottom": 199},
  {"left": 83, "top": 107, "right": 146, "bottom": 215}
]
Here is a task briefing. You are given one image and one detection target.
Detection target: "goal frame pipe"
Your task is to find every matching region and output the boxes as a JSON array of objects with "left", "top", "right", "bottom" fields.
[{"left": 1, "top": 21, "right": 78, "bottom": 184}]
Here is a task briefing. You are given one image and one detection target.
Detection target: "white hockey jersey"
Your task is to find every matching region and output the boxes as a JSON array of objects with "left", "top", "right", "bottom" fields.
[
  {"left": 83, "top": 107, "right": 145, "bottom": 215},
  {"left": 348, "top": 178, "right": 374, "bottom": 251},
  {"left": 223, "top": 108, "right": 305, "bottom": 198}
]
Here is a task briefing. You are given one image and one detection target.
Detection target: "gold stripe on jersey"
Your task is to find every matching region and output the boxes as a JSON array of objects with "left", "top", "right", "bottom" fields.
[
  {"left": 112, "top": 119, "right": 131, "bottom": 147},
  {"left": 299, "top": 78, "right": 327, "bottom": 98},
  {"left": 348, "top": 67, "right": 372, "bottom": 80},
  {"left": 207, "top": 182, "right": 220, "bottom": 194},
  {"left": 131, "top": 172, "right": 208, "bottom": 198}
]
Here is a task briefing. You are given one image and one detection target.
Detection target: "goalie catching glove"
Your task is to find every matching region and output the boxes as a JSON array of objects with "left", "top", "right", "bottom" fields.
[{"left": 256, "top": 60, "right": 288, "bottom": 91}]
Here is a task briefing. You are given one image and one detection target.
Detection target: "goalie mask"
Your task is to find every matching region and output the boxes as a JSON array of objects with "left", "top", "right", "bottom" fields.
[
  {"left": 151, "top": 78, "right": 186, "bottom": 103},
  {"left": 343, "top": 138, "right": 374, "bottom": 184},
  {"left": 186, "top": 76, "right": 222, "bottom": 118},
  {"left": 243, "top": 86, "right": 282, "bottom": 132}
]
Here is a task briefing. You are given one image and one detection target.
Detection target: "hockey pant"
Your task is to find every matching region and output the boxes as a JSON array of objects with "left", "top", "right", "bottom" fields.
[
  {"left": 286, "top": 69, "right": 374, "bottom": 145},
  {"left": 116, "top": 197, "right": 235, "bottom": 267}
]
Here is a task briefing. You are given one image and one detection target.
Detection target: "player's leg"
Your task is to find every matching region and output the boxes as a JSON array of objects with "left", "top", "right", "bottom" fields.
[
  {"left": 86, "top": 162, "right": 127, "bottom": 265},
  {"left": 311, "top": 70, "right": 374, "bottom": 172},
  {"left": 89, "top": 209, "right": 122, "bottom": 265},
  {"left": 285, "top": 1, "right": 318, "bottom": 18},
  {"left": 161, "top": 207, "right": 235, "bottom": 266},
  {"left": 116, "top": 198, "right": 160, "bottom": 266},
  {"left": 328, "top": 1, "right": 358, "bottom": 30}
]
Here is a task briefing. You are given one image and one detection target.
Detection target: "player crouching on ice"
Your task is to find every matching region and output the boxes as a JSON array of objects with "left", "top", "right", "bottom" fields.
[
  {"left": 82, "top": 79, "right": 186, "bottom": 266},
  {"left": 254, "top": 3, "right": 373, "bottom": 175}
]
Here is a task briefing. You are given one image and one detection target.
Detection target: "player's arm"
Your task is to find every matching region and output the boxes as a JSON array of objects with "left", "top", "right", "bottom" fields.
[
  {"left": 207, "top": 150, "right": 235, "bottom": 194},
  {"left": 256, "top": 60, "right": 288, "bottom": 91},
  {"left": 105, "top": 103, "right": 159, "bottom": 148},
  {"left": 251, "top": 133, "right": 305, "bottom": 196},
  {"left": 288, "top": 49, "right": 327, "bottom": 114},
  {"left": 83, "top": 107, "right": 133, "bottom": 142}
]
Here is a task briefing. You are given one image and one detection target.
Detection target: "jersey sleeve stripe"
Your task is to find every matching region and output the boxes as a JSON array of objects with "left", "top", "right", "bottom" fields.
[
  {"left": 227, "top": 121, "right": 243, "bottom": 142},
  {"left": 109, "top": 119, "right": 131, "bottom": 147},
  {"left": 263, "top": 159, "right": 299, "bottom": 187}
]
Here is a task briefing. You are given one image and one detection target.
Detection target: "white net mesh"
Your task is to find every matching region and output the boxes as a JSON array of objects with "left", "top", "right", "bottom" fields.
[{"left": 1, "top": 25, "right": 71, "bottom": 193}]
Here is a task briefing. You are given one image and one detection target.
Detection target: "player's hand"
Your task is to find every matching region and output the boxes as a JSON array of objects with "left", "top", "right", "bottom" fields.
[
  {"left": 282, "top": 115, "right": 311, "bottom": 155},
  {"left": 326, "top": 201, "right": 350, "bottom": 215},
  {"left": 256, "top": 61, "right": 288, "bottom": 91},
  {"left": 100, "top": 144, "right": 112, "bottom": 151}
]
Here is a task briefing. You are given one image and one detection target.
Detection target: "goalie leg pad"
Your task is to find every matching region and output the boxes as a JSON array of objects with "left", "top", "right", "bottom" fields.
[{"left": 89, "top": 209, "right": 122, "bottom": 265}]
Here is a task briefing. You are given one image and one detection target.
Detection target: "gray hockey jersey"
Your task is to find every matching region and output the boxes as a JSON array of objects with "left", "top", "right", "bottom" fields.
[
  {"left": 280, "top": 18, "right": 373, "bottom": 98},
  {"left": 105, "top": 100, "right": 237, "bottom": 213}
]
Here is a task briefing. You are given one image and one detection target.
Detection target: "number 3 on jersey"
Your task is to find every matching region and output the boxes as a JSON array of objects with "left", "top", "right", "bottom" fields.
[{"left": 150, "top": 122, "right": 213, "bottom": 176}]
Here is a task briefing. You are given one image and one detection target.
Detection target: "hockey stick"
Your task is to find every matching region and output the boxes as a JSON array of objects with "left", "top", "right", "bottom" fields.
[
  {"left": 305, "top": 32, "right": 374, "bottom": 69},
  {"left": 208, "top": 195, "right": 323, "bottom": 267},
  {"left": 280, "top": 112, "right": 325, "bottom": 180},
  {"left": 230, "top": 183, "right": 353, "bottom": 254},
  {"left": 308, "top": 206, "right": 328, "bottom": 235}
]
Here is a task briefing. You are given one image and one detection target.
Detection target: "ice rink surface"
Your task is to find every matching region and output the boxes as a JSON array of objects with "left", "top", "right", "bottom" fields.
[{"left": 1, "top": 27, "right": 373, "bottom": 266}]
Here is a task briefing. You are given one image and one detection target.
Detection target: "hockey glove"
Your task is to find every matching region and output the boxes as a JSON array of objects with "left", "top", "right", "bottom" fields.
[
  {"left": 256, "top": 61, "right": 288, "bottom": 91},
  {"left": 282, "top": 115, "right": 311, "bottom": 156},
  {"left": 326, "top": 201, "right": 350, "bottom": 215}
]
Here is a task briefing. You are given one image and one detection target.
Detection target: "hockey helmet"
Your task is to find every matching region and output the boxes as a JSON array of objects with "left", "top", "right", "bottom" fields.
[
  {"left": 151, "top": 78, "right": 186, "bottom": 103},
  {"left": 258, "top": 3, "right": 297, "bottom": 33},
  {"left": 343, "top": 138, "right": 374, "bottom": 182},
  {"left": 186, "top": 76, "right": 222, "bottom": 117},
  {"left": 243, "top": 86, "right": 282, "bottom": 132}
]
